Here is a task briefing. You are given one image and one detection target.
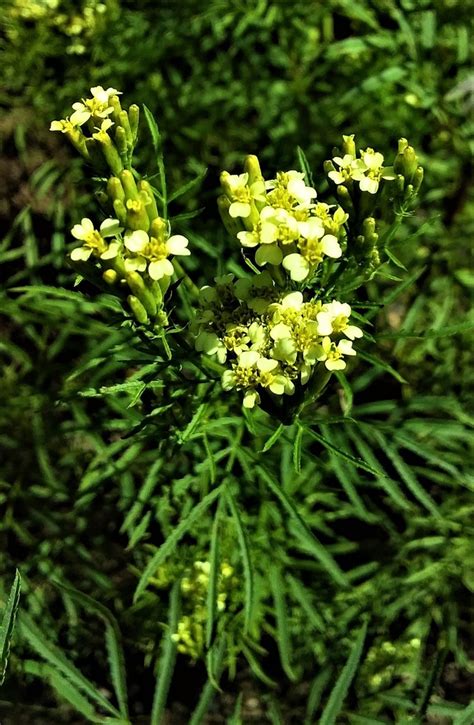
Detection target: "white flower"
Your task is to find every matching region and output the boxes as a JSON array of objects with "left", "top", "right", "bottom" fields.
[
  {"left": 316, "top": 301, "right": 363, "bottom": 340},
  {"left": 286, "top": 172, "right": 317, "bottom": 206},
  {"left": 351, "top": 148, "right": 396, "bottom": 194},
  {"left": 70, "top": 86, "right": 120, "bottom": 126},
  {"left": 282, "top": 253, "right": 310, "bottom": 281},
  {"left": 317, "top": 337, "right": 356, "bottom": 371},
  {"left": 148, "top": 259, "right": 174, "bottom": 280},
  {"left": 166, "top": 234, "right": 190, "bottom": 256}
]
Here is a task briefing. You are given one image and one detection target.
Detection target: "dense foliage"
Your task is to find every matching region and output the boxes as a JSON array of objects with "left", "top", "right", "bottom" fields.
[{"left": 1, "top": 1, "right": 473, "bottom": 723}]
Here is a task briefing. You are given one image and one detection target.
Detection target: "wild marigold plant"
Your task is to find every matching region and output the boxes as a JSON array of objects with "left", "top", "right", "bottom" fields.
[{"left": 51, "top": 86, "right": 423, "bottom": 421}]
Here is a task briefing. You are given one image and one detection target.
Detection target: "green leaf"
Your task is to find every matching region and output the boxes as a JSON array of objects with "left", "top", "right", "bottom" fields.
[
  {"left": 134, "top": 484, "right": 223, "bottom": 601},
  {"left": 319, "top": 425, "right": 371, "bottom": 520},
  {"left": 373, "top": 432, "right": 442, "bottom": 519},
  {"left": 257, "top": 464, "right": 348, "bottom": 587},
  {"left": 226, "top": 487, "right": 254, "bottom": 634},
  {"left": 150, "top": 580, "right": 181, "bottom": 725},
  {"left": 206, "top": 503, "right": 221, "bottom": 649},
  {"left": 261, "top": 422, "right": 285, "bottom": 452},
  {"left": 179, "top": 401, "right": 209, "bottom": 444},
  {"left": 293, "top": 423, "right": 304, "bottom": 473},
  {"left": 334, "top": 371, "right": 353, "bottom": 416},
  {"left": 357, "top": 350, "right": 407, "bottom": 384},
  {"left": 142, "top": 104, "right": 162, "bottom": 155},
  {"left": 169, "top": 168, "right": 207, "bottom": 202},
  {"left": 19, "top": 612, "right": 120, "bottom": 718},
  {"left": 23, "top": 661, "right": 101, "bottom": 722},
  {"left": 454, "top": 700, "right": 474, "bottom": 725},
  {"left": 287, "top": 575, "right": 325, "bottom": 633},
  {"left": 269, "top": 567, "right": 298, "bottom": 681},
  {"left": 52, "top": 582, "right": 128, "bottom": 719},
  {"left": 189, "top": 638, "right": 226, "bottom": 725},
  {"left": 305, "top": 667, "right": 333, "bottom": 725},
  {"left": 0, "top": 570, "right": 21, "bottom": 685},
  {"left": 296, "top": 146, "right": 314, "bottom": 187},
  {"left": 303, "top": 425, "right": 382, "bottom": 478},
  {"left": 319, "top": 620, "right": 368, "bottom": 725}
]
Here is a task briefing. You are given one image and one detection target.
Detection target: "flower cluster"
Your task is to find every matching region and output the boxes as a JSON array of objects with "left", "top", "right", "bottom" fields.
[
  {"left": 52, "top": 88, "right": 190, "bottom": 327},
  {"left": 327, "top": 139, "right": 396, "bottom": 194},
  {"left": 219, "top": 157, "right": 348, "bottom": 282},
  {"left": 170, "top": 560, "right": 235, "bottom": 659},
  {"left": 193, "top": 273, "right": 362, "bottom": 409}
]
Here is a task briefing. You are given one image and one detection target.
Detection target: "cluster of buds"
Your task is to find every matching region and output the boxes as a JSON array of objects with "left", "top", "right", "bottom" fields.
[
  {"left": 170, "top": 560, "right": 235, "bottom": 659},
  {"left": 219, "top": 156, "right": 348, "bottom": 283},
  {"left": 193, "top": 273, "right": 362, "bottom": 409},
  {"left": 51, "top": 87, "right": 190, "bottom": 327}
]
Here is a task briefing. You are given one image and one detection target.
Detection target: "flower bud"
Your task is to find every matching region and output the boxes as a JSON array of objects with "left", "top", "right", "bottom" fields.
[
  {"left": 109, "top": 96, "right": 123, "bottom": 130},
  {"left": 119, "top": 169, "right": 139, "bottom": 201},
  {"left": 138, "top": 180, "right": 159, "bottom": 222},
  {"left": 324, "top": 160, "right": 336, "bottom": 175},
  {"left": 107, "top": 176, "right": 125, "bottom": 203},
  {"left": 113, "top": 198, "right": 128, "bottom": 225},
  {"left": 126, "top": 272, "right": 157, "bottom": 316},
  {"left": 129, "top": 104, "right": 140, "bottom": 142},
  {"left": 150, "top": 279, "right": 163, "bottom": 306},
  {"left": 412, "top": 166, "right": 424, "bottom": 194},
  {"left": 128, "top": 295, "right": 149, "bottom": 324},
  {"left": 362, "top": 217, "right": 378, "bottom": 247},
  {"left": 115, "top": 125, "right": 128, "bottom": 158},
  {"left": 150, "top": 216, "right": 168, "bottom": 242},
  {"left": 118, "top": 110, "right": 133, "bottom": 145},
  {"left": 95, "top": 134, "right": 123, "bottom": 175},
  {"left": 103, "top": 269, "right": 118, "bottom": 285},
  {"left": 342, "top": 134, "right": 356, "bottom": 157},
  {"left": 394, "top": 138, "right": 419, "bottom": 183},
  {"left": 244, "top": 155, "right": 263, "bottom": 185}
]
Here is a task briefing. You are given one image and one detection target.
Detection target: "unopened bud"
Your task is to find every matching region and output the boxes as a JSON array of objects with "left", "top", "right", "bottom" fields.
[
  {"left": 138, "top": 180, "right": 159, "bottom": 221},
  {"left": 342, "top": 134, "right": 356, "bottom": 157},
  {"left": 150, "top": 216, "right": 168, "bottom": 242},
  {"left": 119, "top": 169, "right": 139, "bottom": 201},
  {"left": 115, "top": 125, "right": 128, "bottom": 157},
  {"left": 129, "top": 104, "right": 140, "bottom": 142},
  {"left": 103, "top": 269, "right": 118, "bottom": 285},
  {"left": 244, "top": 155, "right": 263, "bottom": 185},
  {"left": 126, "top": 272, "right": 157, "bottom": 316},
  {"left": 113, "top": 198, "right": 128, "bottom": 225},
  {"left": 128, "top": 295, "right": 149, "bottom": 324},
  {"left": 107, "top": 176, "right": 125, "bottom": 203},
  {"left": 118, "top": 110, "right": 133, "bottom": 145}
]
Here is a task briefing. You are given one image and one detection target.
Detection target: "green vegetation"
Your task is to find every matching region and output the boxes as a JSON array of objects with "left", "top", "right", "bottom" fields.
[{"left": 1, "top": 1, "right": 473, "bottom": 723}]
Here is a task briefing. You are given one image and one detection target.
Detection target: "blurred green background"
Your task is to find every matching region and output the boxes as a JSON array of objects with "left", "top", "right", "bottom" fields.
[{"left": 1, "top": 0, "right": 473, "bottom": 722}]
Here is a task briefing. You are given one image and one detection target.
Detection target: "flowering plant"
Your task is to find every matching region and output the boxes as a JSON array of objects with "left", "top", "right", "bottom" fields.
[{"left": 51, "top": 87, "right": 423, "bottom": 422}]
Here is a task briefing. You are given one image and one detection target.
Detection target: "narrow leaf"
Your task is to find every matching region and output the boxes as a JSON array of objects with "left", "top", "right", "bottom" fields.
[
  {"left": 0, "top": 570, "right": 21, "bottom": 685},
  {"left": 319, "top": 620, "right": 368, "bottom": 725},
  {"left": 134, "top": 484, "right": 223, "bottom": 601},
  {"left": 150, "top": 580, "right": 181, "bottom": 725},
  {"left": 226, "top": 487, "right": 254, "bottom": 634},
  {"left": 257, "top": 465, "right": 348, "bottom": 587}
]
